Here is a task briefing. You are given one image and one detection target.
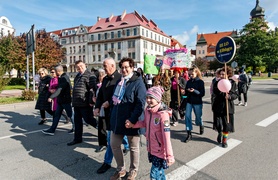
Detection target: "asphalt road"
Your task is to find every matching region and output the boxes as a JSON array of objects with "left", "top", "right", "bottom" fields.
[{"left": 0, "top": 79, "right": 277, "bottom": 180}]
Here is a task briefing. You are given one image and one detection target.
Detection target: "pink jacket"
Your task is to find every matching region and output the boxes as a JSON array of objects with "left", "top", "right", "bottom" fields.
[
  {"left": 49, "top": 77, "right": 58, "bottom": 111},
  {"left": 133, "top": 103, "right": 174, "bottom": 162}
]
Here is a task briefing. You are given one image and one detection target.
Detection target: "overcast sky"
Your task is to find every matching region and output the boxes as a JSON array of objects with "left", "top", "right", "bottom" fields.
[{"left": 1, "top": 0, "right": 277, "bottom": 49}]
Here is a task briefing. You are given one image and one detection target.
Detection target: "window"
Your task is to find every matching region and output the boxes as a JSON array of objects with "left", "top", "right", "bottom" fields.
[
  {"left": 73, "top": 56, "right": 76, "bottom": 61},
  {"left": 83, "top": 45, "right": 86, "bottom": 53},
  {"left": 118, "top": 31, "right": 121, "bottom": 38},
  {"left": 78, "top": 36, "right": 81, "bottom": 42},
  {"left": 128, "top": 53, "right": 132, "bottom": 58},
  {"left": 128, "top": 40, "right": 135, "bottom": 48},
  {"left": 98, "top": 44, "right": 101, "bottom": 51},
  {"left": 143, "top": 41, "right": 147, "bottom": 49},
  {"left": 73, "top": 47, "right": 76, "bottom": 53},
  {"left": 79, "top": 46, "right": 81, "bottom": 53},
  {"left": 155, "top": 44, "right": 157, "bottom": 51},
  {"left": 61, "top": 39, "right": 66, "bottom": 44},
  {"left": 202, "top": 50, "right": 205, "bottom": 54},
  {"left": 117, "top": 53, "right": 121, "bottom": 61},
  {"left": 142, "top": 29, "right": 144, "bottom": 36},
  {"left": 126, "top": 29, "right": 130, "bottom": 36},
  {"left": 159, "top": 45, "right": 161, "bottom": 52},
  {"left": 91, "top": 35, "right": 94, "bottom": 41},
  {"left": 73, "top": 36, "right": 75, "bottom": 43},
  {"left": 151, "top": 32, "right": 153, "bottom": 39},
  {"left": 104, "top": 33, "right": 107, "bottom": 40},
  {"left": 111, "top": 43, "right": 114, "bottom": 49},
  {"left": 111, "top": 32, "right": 114, "bottom": 39},
  {"left": 70, "top": 47, "right": 72, "bottom": 54},
  {"left": 98, "top": 34, "right": 101, "bottom": 40},
  {"left": 151, "top": 43, "right": 153, "bottom": 50},
  {"left": 83, "top": 55, "right": 85, "bottom": 61},
  {"left": 79, "top": 56, "right": 81, "bottom": 60},
  {"left": 70, "top": 56, "right": 72, "bottom": 63},
  {"left": 92, "top": 45, "right": 95, "bottom": 52},
  {"left": 133, "top": 28, "right": 137, "bottom": 35},
  {"left": 104, "top": 44, "right": 108, "bottom": 51},
  {"left": 93, "top": 55, "right": 96, "bottom": 62},
  {"left": 118, "top": 42, "right": 121, "bottom": 49},
  {"left": 146, "top": 30, "right": 148, "bottom": 37},
  {"left": 155, "top": 34, "right": 156, "bottom": 41},
  {"left": 82, "top": 35, "right": 85, "bottom": 42},
  {"left": 132, "top": 52, "right": 135, "bottom": 59},
  {"left": 98, "top": 55, "right": 101, "bottom": 62},
  {"left": 199, "top": 50, "right": 201, "bottom": 54},
  {"left": 105, "top": 54, "right": 108, "bottom": 58},
  {"left": 69, "top": 37, "right": 72, "bottom": 44}
]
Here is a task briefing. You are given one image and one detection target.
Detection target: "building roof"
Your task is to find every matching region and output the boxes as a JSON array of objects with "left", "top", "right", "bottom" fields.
[
  {"left": 88, "top": 10, "right": 168, "bottom": 37},
  {"left": 171, "top": 37, "right": 183, "bottom": 48},
  {"left": 250, "top": 0, "right": 265, "bottom": 19},
  {"left": 197, "top": 31, "right": 235, "bottom": 47}
]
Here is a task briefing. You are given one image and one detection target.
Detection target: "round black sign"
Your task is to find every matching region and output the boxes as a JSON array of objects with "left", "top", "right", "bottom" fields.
[{"left": 215, "top": 36, "right": 236, "bottom": 64}]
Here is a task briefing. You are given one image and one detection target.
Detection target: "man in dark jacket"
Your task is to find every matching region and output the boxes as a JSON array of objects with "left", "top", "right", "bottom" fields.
[
  {"left": 42, "top": 65, "right": 73, "bottom": 135},
  {"left": 67, "top": 60, "right": 98, "bottom": 146},
  {"left": 93, "top": 57, "right": 129, "bottom": 174}
]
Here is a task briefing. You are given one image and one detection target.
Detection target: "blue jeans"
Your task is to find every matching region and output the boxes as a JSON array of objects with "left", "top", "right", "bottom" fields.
[
  {"left": 104, "top": 131, "right": 129, "bottom": 165},
  {"left": 150, "top": 164, "right": 166, "bottom": 180},
  {"left": 185, "top": 103, "right": 203, "bottom": 131},
  {"left": 49, "top": 103, "right": 72, "bottom": 132}
]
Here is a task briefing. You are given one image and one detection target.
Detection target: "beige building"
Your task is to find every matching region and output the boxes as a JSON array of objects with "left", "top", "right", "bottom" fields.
[{"left": 0, "top": 16, "right": 15, "bottom": 37}]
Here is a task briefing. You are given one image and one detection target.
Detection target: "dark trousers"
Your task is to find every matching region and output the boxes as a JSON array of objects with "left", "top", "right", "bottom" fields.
[
  {"left": 238, "top": 92, "right": 247, "bottom": 102},
  {"left": 74, "top": 106, "right": 97, "bottom": 142},
  {"left": 40, "top": 110, "right": 54, "bottom": 119},
  {"left": 49, "top": 103, "right": 72, "bottom": 132},
  {"left": 98, "top": 116, "right": 107, "bottom": 146}
]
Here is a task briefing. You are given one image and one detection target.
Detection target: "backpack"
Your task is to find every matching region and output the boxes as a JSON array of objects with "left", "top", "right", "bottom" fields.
[{"left": 247, "top": 74, "right": 252, "bottom": 85}]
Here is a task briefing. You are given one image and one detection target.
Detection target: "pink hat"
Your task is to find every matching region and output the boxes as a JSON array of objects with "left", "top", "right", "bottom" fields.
[{"left": 146, "top": 86, "right": 164, "bottom": 102}]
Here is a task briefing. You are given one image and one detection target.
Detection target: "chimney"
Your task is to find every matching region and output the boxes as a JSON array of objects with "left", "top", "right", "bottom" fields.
[
  {"left": 215, "top": 31, "right": 218, "bottom": 34},
  {"left": 97, "top": 16, "right": 101, "bottom": 21}
]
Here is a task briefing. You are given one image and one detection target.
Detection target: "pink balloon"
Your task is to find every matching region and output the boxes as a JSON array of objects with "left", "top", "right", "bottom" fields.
[
  {"left": 232, "top": 74, "right": 239, "bottom": 81},
  {"left": 218, "top": 79, "right": 231, "bottom": 93}
]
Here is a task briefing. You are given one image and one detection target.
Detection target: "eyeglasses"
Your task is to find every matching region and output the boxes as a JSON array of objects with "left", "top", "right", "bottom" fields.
[
  {"left": 121, "top": 66, "right": 130, "bottom": 70},
  {"left": 40, "top": 73, "right": 44, "bottom": 75},
  {"left": 50, "top": 72, "right": 55, "bottom": 74}
]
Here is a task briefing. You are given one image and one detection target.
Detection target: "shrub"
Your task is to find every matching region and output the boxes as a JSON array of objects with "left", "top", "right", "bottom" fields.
[
  {"left": 21, "top": 89, "right": 37, "bottom": 101},
  {"left": 8, "top": 78, "right": 26, "bottom": 85}
]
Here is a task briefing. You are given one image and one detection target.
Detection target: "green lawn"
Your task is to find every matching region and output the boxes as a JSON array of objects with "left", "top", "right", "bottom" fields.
[
  {"left": 0, "top": 97, "right": 28, "bottom": 104},
  {"left": 3, "top": 85, "right": 26, "bottom": 90}
]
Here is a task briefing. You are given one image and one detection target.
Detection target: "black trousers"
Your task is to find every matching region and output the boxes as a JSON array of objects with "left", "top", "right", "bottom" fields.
[
  {"left": 97, "top": 116, "right": 107, "bottom": 146},
  {"left": 74, "top": 106, "right": 97, "bottom": 142}
]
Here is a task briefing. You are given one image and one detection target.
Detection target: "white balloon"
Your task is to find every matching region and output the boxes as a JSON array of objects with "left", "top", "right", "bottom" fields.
[{"left": 232, "top": 74, "right": 239, "bottom": 81}]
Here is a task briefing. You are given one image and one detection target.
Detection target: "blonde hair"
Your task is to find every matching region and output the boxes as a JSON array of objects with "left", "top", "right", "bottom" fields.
[
  {"left": 38, "top": 68, "right": 48, "bottom": 75},
  {"left": 189, "top": 67, "right": 202, "bottom": 79}
]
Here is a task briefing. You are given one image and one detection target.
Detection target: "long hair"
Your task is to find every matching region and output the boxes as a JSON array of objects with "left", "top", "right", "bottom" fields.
[{"left": 189, "top": 67, "right": 202, "bottom": 79}]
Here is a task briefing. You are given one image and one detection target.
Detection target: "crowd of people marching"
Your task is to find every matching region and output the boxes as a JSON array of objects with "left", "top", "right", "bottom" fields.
[{"left": 35, "top": 57, "right": 250, "bottom": 180}]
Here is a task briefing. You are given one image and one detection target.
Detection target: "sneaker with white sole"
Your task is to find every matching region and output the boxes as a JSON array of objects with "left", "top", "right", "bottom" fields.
[
  {"left": 243, "top": 102, "right": 247, "bottom": 106},
  {"left": 42, "top": 129, "right": 54, "bottom": 136},
  {"left": 237, "top": 102, "right": 243, "bottom": 106}
]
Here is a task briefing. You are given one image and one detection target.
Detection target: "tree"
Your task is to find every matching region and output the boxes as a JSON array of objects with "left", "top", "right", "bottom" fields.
[
  {"left": 194, "top": 57, "right": 208, "bottom": 72},
  {"left": 208, "top": 58, "right": 224, "bottom": 71},
  {"left": 236, "top": 18, "right": 278, "bottom": 73}
]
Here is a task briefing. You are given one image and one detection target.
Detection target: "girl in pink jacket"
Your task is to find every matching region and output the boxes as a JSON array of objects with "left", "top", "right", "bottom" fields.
[{"left": 126, "top": 86, "right": 175, "bottom": 179}]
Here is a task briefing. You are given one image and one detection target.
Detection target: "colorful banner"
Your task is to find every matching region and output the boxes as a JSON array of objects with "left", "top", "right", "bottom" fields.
[
  {"left": 144, "top": 54, "right": 159, "bottom": 74},
  {"left": 164, "top": 48, "right": 193, "bottom": 68}
]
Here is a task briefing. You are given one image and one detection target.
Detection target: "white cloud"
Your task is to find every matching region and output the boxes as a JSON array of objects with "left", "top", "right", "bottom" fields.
[
  {"left": 268, "top": 22, "right": 276, "bottom": 30},
  {"left": 173, "top": 26, "right": 199, "bottom": 48}
]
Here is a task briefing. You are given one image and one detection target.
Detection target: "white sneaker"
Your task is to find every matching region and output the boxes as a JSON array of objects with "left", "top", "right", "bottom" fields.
[
  {"left": 244, "top": 102, "right": 247, "bottom": 106},
  {"left": 237, "top": 102, "right": 243, "bottom": 106}
]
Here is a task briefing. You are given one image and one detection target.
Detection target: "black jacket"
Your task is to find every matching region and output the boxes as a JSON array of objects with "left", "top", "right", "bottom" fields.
[
  {"left": 50, "top": 73, "right": 72, "bottom": 104},
  {"left": 72, "top": 69, "right": 97, "bottom": 107},
  {"left": 35, "top": 75, "right": 51, "bottom": 110},
  {"left": 185, "top": 77, "right": 205, "bottom": 105},
  {"left": 212, "top": 79, "right": 238, "bottom": 114},
  {"left": 95, "top": 70, "right": 122, "bottom": 130}
]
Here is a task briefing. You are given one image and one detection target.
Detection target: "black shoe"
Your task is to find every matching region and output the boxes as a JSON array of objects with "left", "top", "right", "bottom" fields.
[
  {"left": 67, "top": 140, "right": 82, "bottom": 146},
  {"left": 68, "top": 129, "right": 74, "bottom": 134},
  {"left": 123, "top": 148, "right": 130, "bottom": 156},
  {"left": 95, "top": 146, "right": 107, "bottom": 153},
  {"left": 97, "top": 163, "right": 111, "bottom": 174},
  {"left": 200, "top": 126, "right": 204, "bottom": 135},
  {"left": 183, "top": 131, "right": 192, "bottom": 143},
  {"left": 38, "top": 119, "right": 47, "bottom": 125},
  {"left": 217, "top": 133, "right": 222, "bottom": 143},
  {"left": 222, "top": 142, "right": 228, "bottom": 148},
  {"left": 42, "top": 129, "right": 54, "bottom": 136}
]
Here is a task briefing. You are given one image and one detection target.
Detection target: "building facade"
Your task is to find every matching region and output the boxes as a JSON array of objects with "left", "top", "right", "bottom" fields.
[
  {"left": 49, "top": 10, "right": 171, "bottom": 75},
  {"left": 0, "top": 16, "right": 15, "bottom": 37}
]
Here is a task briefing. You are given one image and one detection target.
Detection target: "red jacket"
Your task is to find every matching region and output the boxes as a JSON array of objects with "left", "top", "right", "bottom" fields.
[{"left": 133, "top": 103, "right": 174, "bottom": 162}]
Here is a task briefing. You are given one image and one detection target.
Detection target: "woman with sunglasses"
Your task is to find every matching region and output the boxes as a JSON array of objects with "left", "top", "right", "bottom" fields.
[{"left": 35, "top": 68, "right": 52, "bottom": 125}]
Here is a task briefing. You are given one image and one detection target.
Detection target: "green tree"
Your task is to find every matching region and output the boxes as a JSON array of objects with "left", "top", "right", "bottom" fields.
[
  {"left": 236, "top": 18, "right": 278, "bottom": 73},
  {"left": 194, "top": 57, "right": 208, "bottom": 72}
]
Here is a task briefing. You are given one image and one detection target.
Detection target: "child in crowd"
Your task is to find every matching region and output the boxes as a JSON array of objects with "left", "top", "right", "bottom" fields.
[{"left": 125, "top": 86, "right": 175, "bottom": 179}]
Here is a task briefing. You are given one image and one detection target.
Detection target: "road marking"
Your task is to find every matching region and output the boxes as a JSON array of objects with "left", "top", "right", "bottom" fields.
[
  {"left": 256, "top": 113, "right": 278, "bottom": 127},
  {"left": 166, "top": 138, "right": 242, "bottom": 180},
  {"left": 0, "top": 124, "right": 71, "bottom": 140}
]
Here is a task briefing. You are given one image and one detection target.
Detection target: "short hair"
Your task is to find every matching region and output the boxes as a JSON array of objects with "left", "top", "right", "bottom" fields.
[
  {"left": 55, "top": 65, "right": 63, "bottom": 72},
  {"left": 221, "top": 66, "right": 233, "bottom": 78},
  {"left": 38, "top": 68, "right": 48, "bottom": 75},
  {"left": 103, "top": 57, "right": 116, "bottom": 67},
  {"left": 119, "top": 57, "right": 134, "bottom": 68},
  {"left": 75, "top": 60, "right": 83, "bottom": 65}
]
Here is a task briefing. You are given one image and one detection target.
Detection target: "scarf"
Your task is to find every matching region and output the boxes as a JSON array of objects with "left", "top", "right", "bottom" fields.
[{"left": 112, "top": 73, "right": 133, "bottom": 105}]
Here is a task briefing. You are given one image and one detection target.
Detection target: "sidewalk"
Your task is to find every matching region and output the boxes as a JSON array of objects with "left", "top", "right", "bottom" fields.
[{"left": 0, "top": 89, "right": 22, "bottom": 98}]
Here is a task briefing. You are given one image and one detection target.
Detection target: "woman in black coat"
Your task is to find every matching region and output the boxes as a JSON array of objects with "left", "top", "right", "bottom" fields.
[
  {"left": 212, "top": 66, "right": 238, "bottom": 148},
  {"left": 35, "top": 68, "right": 53, "bottom": 125}
]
